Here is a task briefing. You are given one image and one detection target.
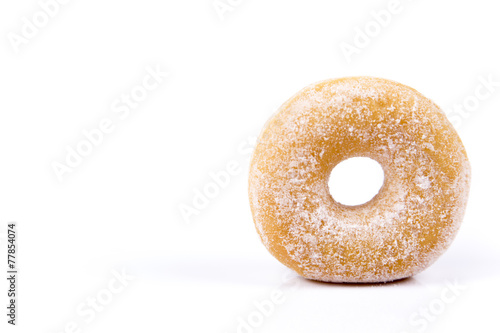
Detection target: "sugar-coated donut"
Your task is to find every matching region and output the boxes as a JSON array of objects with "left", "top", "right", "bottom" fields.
[{"left": 248, "top": 77, "right": 470, "bottom": 283}]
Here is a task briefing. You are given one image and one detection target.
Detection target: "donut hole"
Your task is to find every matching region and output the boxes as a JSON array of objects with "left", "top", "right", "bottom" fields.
[{"left": 328, "top": 157, "right": 384, "bottom": 206}]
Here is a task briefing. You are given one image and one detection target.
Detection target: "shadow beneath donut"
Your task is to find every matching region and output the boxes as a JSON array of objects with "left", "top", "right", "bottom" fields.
[
  {"left": 125, "top": 254, "right": 288, "bottom": 287},
  {"left": 124, "top": 238, "right": 500, "bottom": 288},
  {"left": 298, "top": 275, "right": 417, "bottom": 288}
]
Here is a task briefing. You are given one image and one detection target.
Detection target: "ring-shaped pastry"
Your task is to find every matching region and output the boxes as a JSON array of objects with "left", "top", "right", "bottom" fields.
[{"left": 248, "top": 77, "right": 470, "bottom": 283}]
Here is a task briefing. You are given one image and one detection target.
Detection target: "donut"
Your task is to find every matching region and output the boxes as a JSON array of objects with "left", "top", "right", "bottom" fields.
[{"left": 248, "top": 77, "right": 470, "bottom": 283}]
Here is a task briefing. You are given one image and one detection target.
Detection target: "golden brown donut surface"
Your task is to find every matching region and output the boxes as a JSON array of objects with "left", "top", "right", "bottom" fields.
[{"left": 248, "top": 77, "right": 470, "bottom": 283}]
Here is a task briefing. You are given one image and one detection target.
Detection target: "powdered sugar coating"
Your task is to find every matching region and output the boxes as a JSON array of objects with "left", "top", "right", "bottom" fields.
[{"left": 248, "top": 77, "right": 471, "bottom": 283}]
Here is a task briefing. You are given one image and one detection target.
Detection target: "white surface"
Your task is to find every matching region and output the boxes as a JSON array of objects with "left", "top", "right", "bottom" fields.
[
  {"left": 0, "top": 0, "right": 499, "bottom": 332},
  {"left": 328, "top": 157, "right": 385, "bottom": 206}
]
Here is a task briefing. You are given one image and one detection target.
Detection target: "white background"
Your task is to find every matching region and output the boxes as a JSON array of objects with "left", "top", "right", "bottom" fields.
[{"left": 1, "top": 0, "right": 499, "bottom": 332}]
